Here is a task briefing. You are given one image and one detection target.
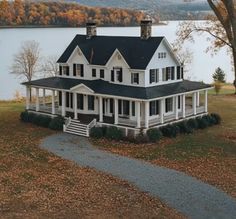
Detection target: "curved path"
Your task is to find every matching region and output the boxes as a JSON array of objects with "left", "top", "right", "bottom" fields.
[{"left": 40, "top": 133, "right": 236, "bottom": 219}]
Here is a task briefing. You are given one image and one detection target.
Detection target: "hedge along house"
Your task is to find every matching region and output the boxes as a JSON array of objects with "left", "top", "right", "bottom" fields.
[{"left": 22, "top": 19, "right": 212, "bottom": 137}]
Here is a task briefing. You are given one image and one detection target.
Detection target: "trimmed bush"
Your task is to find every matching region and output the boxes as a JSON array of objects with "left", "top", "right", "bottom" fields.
[
  {"left": 105, "top": 126, "right": 123, "bottom": 140},
  {"left": 210, "top": 113, "right": 221, "bottom": 125},
  {"left": 49, "top": 116, "right": 64, "bottom": 130},
  {"left": 196, "top": 116, "right": 208, "bottom": 129},
  {"left": 160, "top": 124, "right": 180, "bottom": 138},
  {"left": 90, "top": 127, "right": 104, "bottom": 139},
  {"left": 20, "top": 111, "right": 30, "bottom": 122},
  {"left": 187, "top": 118, "right": 199, "bottom": 130},
  {"left": 147, "top": 128, "right": 162, "bottom": 142},
  {"left": 177, "top": 121, "right": 193, "bottom": 134}
]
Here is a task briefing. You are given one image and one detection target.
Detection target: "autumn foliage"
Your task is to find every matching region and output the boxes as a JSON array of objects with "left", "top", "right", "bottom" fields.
[{"left": 0, "top": 0, "right": 146, "bottom": 27}]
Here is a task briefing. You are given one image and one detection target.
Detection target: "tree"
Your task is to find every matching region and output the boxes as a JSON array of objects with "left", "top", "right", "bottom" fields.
[
  {"left": 41, "top": 55, "right": 58, "bottom": 77},
  {"left": 213, "top": 67, "right": 226, "bottom": 83},
  {"left": 11, "top": 40, "right": 40, "bottom": 100},
  {"left": 176, "top": 0, "right": 236, "bottom": 94}
]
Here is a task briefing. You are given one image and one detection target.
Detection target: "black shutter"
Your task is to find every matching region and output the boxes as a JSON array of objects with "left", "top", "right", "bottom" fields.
[
  {"left": 118, "top": 100, "right": 122, "bottom": 114},
  {"left": 177, "top": 66, "right": 180, "bottom": 79},
  {"left": 132, "top": 102, "right": 135, "bottom": 116},
  {"left": 66, "top": 92, "right": 70, "bottom": 107},
  {"left": 156, "top": 101, "right": 159, "bottom": 114},
  {"left": 81, "top": 65, "right": 84, "bottom": 77},
  {"left": 59, "top": 91, "right": 62, "bottom": 106},
  {"left": 73, "top": 64, "right": 76, "bottom": 76},
  {"left": 110, "top": 99, "right": 114, "bottom": 113},
  {"left": 171, "top": 67, "right": 175, "bottom": 80},
  {"left": 137, "top": 74, "right": 139, "bottom": 84},
  {"left": 149, "top": 102, "right": 153, "bottom": 116},
  {"left": 119, "top": 69, "right": 123, "bottom": 82},
  {"left": 181, "top": 67, "right": 184, "bottom": 79},
  {"left": 165, "top": 99, "right": 168, "bottom": 113},
  {"left": 150, "top": 70, "right": 152, "bottom": 83},
  {"left": 59, "top": 66, "right": 62, "bottom": 75},
  {"left": 111, "top": 70, "right": 114, "bottom": 81},
  {"left": 70, "top": 93, "right": 73, "bottom": 108},
  {"left": 66, "top": 66, "right": 70, "bottom": 76}
]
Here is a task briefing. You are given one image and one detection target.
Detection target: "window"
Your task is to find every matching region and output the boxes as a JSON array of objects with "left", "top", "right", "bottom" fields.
[
  {"left": 158, "top": 52, "right": 167, "bottom": 59},
  {"left": 110, "top": 99, "right": 114, "bottom": 113},
  {"left": 149, "top": 100, "right": 159, "bottom": 116},
  {"left": 149, "top": 69, "right": 159, "bottom": 83},
  {"left": 66, "top": 92, "right": 73, "bottom": 108},
  {"left": 118, "top": 100, "right": 130, "bottom": 116},
  {"left": 165, "top": 98, "right": 173, "bottom": 113},
  {"left": 131, "top": 73, "right": 139, "bottom": 84},
  {"left": 88, "top": 95, "right": 94, "bottom": 110},
  {"left": 92, "top": 69, "right": 96, "bottom": 77},
  {"left": 59, "top": 91, "right": 62, "bottom": 106},
  {"left": 132, "top": 101, "right": 135, "bottom": 116},
  {"left": 100, "top": 69, "right": 105, "bottom": 78},
  {"left": 73, "top": 64, "right": 84, "bottom": 77},
  {"left": 114, "top": 67, "right": 123, "bottom": 82},
  {"left": 77, "top": 94, "right": 84, "bottom": 110},
  {"left": 61, "top": 66, "right": 69, "bottom": 76},
  {"left": 163, "top": 67, "right": 175, "bottom": 81}
]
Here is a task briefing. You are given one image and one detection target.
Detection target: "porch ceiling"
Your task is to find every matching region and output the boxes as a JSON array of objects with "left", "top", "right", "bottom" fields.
[{"left": 22, "top": 77, "right": 211, "bottom": 100}]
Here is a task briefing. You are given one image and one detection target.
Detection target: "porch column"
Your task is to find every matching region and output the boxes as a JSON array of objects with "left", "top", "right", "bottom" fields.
[
  {"left": 73, "top": 93, "right": 78, "bottom": 119},
  {"left": 193, "top": 92, "right": 197, "bottom": 115},
  {"left": 36, "top": 88, "right": 39, "bottom": 112},
  {"left": 136, "top": 101, "right": 141, "bottom": 128},
  {"left": 204, "top": 90, "right": 208, "bottom": 113},
  {"left": 26, "top": 86, "right": 30, "bottom": 110},
  {"left": 175, "top": 95, "right": 179, "bottom": 120},
  {"left": 62, "top": 91, "right": 66, "bottom": 117},
  {"left": 182, "top": 94, "right": 186, "bottom": 118},
  {"left": 144, "top": 101, "right": 149, "bottom": 128},
  {"left": 99, "top": 96, "right": 103, "bottom": 122},
  {"left": 196, "top": 91, "right": 200, "bottom": 107},
  {"left": 160, "top": 99, "right": 164, "bottom": 124},
  {"left": 51, "top": 90, "right": 55, "bottom": 115},
  {"left": 114, "top": 98, "right": 118, "bottom": 125},
  {"left": 43, "top": 89, "right": 46, "bottom": 106}
]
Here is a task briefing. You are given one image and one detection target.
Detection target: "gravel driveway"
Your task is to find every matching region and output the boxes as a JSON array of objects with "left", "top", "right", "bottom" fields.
[{"left": 40, "top": 133, "right": 236, "bottom": 219}]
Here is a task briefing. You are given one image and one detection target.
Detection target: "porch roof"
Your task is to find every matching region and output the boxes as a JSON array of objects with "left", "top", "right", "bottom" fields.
[{"left": 22, "top": 77, "right": 211, "bottom": 100}]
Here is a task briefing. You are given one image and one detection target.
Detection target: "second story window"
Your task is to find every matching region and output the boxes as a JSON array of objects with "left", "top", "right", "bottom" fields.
[
  {"left": 131, "top": 73, "right": 139, "bottom": 84},
  {"left": 92, "top": 69, "right": 96, "bottom": 77},
  {"left": 149, "top": 69, "right": 159, "bottom": 83},
  {"left": 162, "top": 67, "right": 175, "bottom": 81},
  {"left": 177, "top": 66, "right": 184, "bottom": 80},
  {"left": 73, "top": 64, "right": 84, "bottom": 77},
  {"left": 112, "top": 67, "right": 123, "bottom": 82},
  {"left": 60, "top": 66, "right": 70, "bottom": 76},
  {"left": 100, "top": 69, "right": 105, "bottom": 79}
]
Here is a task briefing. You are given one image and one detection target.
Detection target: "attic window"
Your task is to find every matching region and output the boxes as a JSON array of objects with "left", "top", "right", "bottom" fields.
[{"left": 158, "top": 52, "right": 167, "bottom": 59}]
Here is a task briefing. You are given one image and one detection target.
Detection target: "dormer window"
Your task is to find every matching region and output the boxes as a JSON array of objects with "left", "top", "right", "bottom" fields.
[
  {"left": 111, "top": 67, "right": 123, "bottom": 82},
  {"left": 131, "top": 73, "right": 139, "bottom": 84},
  {"left": 92, "top": 69, "right": 96, "bottom": 77},
  {"left": 73, "top": 64, "right": 84, "bottom": 77},
  {"left": 59, "top": 66, "right": 69, "bottom": 76},
  {"left": 162, "top": 67, "right": 175, "bottom": 81},
  {"left": 100, "top": 69, "right": 105, "bottom": 79}
]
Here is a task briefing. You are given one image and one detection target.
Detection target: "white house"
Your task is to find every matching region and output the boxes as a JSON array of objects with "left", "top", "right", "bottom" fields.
[{"left": 22, "top": 19, "right": 211, "bottom": 137}]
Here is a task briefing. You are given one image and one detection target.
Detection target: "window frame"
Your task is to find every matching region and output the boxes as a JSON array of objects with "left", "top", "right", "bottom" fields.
[{"left": 131, "top": 73, "right": 139, "bottom": 84}]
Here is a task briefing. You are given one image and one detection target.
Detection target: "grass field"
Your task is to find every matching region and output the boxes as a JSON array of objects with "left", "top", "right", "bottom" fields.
[
  {"left": 0, "top": 101, "right": 183, "bottom": 218},
  {"left": 94, "top": 86, "right": 236, "bottom": 198}
]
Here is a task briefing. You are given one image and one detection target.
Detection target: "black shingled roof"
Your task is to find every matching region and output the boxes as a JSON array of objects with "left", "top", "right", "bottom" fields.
[
  {"left": 22, "top": 77, "right": 211, "bottom": 100},
  {"left": 57, "top": 35, "right": 164, "bottom": 70}
]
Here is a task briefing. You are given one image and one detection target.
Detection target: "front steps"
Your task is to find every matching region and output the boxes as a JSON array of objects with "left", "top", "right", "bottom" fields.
[{"left": 63, "top": 118, "right": 96, "bottom": 137}]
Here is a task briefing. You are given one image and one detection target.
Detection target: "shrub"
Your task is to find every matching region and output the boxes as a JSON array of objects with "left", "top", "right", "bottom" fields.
[
  {"left": 105, "top": 126, "right": 123, "bottom": 140},
  {"left": 147, "top": 129, "right": 162, "bottom": 142},
  {"left": 177, "top": 121, "right": 193, "bottom": 134},
  {"left": 20, "top": 111, "right": 30, "bottom": 122},
  {"left": 90, "top": 127, "right": 104, "bottom": 139},
  {"left": 196, "top": 116, "right": 209, "bottom": 129},
  {"left": 160, "top": 124, "right": 180, "bottom": 138},
  {"left": 210, "top": 113, "right": 221, "bottom": 125},
  {"left": 187, "top": 118, "right": 199, "bottom": 130},
  {"left": 49, "top": 116, "right": 64, "bottom": 130},
  {"left": 38, "top": 115, "right": 52, "bottom": 128}
]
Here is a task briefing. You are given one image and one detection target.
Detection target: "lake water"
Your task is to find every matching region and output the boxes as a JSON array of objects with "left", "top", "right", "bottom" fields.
[{"left": 0, "top": 21, "right": 233, "bottom": 100}]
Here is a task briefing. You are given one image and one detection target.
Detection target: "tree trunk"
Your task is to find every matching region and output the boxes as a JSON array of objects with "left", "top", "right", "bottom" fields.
[
  {"left": 29, "top": 87, "right": 32, "bottom": 102},
  {"left": 233, "top": 48, "right": 236, "bottom": 94}
]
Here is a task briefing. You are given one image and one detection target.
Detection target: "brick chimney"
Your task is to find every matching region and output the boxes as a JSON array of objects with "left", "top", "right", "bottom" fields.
[
  {"left": 86, "top": 22, "right": 97, "bottom": 39},
  {"left": 140, "top": 16, "right": 152, "bottom": 40}
]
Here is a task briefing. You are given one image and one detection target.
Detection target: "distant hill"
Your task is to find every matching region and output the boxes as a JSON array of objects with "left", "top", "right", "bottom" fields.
[{"left": 74, "top": 0, "right": 211, "bottom": 20}]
